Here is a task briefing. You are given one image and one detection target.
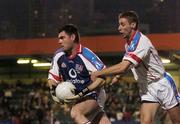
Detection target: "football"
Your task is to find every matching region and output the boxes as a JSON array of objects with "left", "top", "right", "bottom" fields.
[{"left": 55, "top": 81, "right": 76, "bottom": 101}]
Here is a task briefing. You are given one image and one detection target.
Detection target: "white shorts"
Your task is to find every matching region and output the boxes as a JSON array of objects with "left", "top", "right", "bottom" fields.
[
  {"left": 140, "top": 73, "right": 180, "bottom": 110},
  {"left": 97, "top": 88, "right": 106, "bottom": 109}
]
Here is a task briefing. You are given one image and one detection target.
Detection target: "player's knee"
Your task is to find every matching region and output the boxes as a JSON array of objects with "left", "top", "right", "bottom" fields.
[
  {"left": 70, "top": 108, "right": 81, "bottom": 120},
  {"left": 140, "top": 115, "right": 153, "bottom": 124},
  {"left": 140, "top": 118, "right": 153, "bottom": 124}
]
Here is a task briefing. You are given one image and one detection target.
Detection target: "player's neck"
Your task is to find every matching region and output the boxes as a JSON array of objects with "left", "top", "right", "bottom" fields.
[
  {"left": 127, "top": 30, "right": 137, "bottom": 44},
  {"left": 67, "top": 43, "right": 79, "bottom": 59},
  {"left": 71, "top": 43, "right": 79, "bottom": 54}
]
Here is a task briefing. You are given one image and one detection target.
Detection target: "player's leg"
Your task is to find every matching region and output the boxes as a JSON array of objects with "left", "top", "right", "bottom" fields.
[
  {"left": 86, "top": 108, "right": 111, "bottom": 124},
  {"left": 167, "top": 104, "right": 180, "bottom": 124},
  {"left": 162, "top": 73, "right": 180, "bottom": 124},
  {"left": 97, "top": 112, "right": 111, "bottom": 124},
  {"left": 140, "top": 102, "right": 160, "bottom": 124},
  {"left": 70, "top": 98, "right": 99, "bottom": 124}
]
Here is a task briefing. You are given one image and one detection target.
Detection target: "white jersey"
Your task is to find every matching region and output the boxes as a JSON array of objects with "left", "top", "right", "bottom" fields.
[
  {"left": 123, "top": 31, "right": 165, "bottom": 84},
  {"left": 123, "top": 31, "right": 180, "bottom": 109}
]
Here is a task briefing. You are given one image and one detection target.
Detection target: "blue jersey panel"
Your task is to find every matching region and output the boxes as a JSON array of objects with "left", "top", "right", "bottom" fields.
[{"left": 82, "top": 47, "right": 104, "bottom": 70}]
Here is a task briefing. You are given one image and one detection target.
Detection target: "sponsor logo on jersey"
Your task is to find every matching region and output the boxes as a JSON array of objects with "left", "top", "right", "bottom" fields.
[
  {"left": 69, "top": 68, "right": 77, "bottom": 78},
  {"left": 67, "top": 79, "right": 85, "bottom": 84},
  {"left": 68, "top": 68, "right": 85, "bottom": 84}
]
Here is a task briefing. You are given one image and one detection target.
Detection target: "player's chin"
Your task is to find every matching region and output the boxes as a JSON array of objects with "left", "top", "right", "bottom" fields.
[
  {"left": 61, "top": 47, "right": 67, "bottom": 52},
  {"left": 120, "top": 33, "right": 126, "bottom": 39}
]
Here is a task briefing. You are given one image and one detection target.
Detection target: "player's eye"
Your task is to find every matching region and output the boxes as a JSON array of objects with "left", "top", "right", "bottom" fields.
[
  {"left": 59, "top": 36, "right": 64, "bottom": 40},
  {"left": 120, "top": 23, "right": 125, "bottom": 26}
]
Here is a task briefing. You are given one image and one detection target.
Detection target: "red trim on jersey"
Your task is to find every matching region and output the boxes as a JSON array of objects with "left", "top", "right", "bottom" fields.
[
  {"left": 68, "top": 44, "right": 82, "bottom": 59},
  {"left": 127, "top": 53, "right": 141, "bottom": 63},
  {"left": 49, "top": 72, "right": 61, "bottom": 81},
  {"left": 127, "top": 30, "right": 137, "bottom": 45}
]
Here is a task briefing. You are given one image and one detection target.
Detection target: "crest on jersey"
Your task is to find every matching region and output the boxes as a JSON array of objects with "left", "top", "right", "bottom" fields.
[
  {"left": 61, "top": 62, "right": 67, "bottom": 68},
  {"left": 75, "top": 64, "right": 83, "bottom": 73}
]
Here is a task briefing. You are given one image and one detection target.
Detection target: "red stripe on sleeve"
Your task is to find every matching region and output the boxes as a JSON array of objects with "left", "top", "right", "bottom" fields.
[
  {"left": 127, "top": 53, "right": 141, "bottom": 63},
  {"left": 49, "top": 72, "right": 61, "bottom": 81}
]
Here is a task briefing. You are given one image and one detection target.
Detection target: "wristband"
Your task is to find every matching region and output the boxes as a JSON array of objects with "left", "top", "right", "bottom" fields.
[{"left": 78, "top": 87, "right": 90, "bottom": 97}]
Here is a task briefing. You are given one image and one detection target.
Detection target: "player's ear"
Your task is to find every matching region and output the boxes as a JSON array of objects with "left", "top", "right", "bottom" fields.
[
  {"left": 70, "top": 34, "right": 76, "bottom": 42},
  {"left": 131, "top": 22, "right": 136, "bottom": 29}
]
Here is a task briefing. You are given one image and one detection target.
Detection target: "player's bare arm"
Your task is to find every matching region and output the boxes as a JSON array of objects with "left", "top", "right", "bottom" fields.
[
  {"left": 87, "top": 78, "right": 105, "bottom": 91},
  {"left": 91, "top": 60, "right": 131, "bottom": 81}
]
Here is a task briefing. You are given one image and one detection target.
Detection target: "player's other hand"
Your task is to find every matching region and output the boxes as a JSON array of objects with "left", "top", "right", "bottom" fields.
[
  {"left": 65, "top": 95, "right": 80, "bottom": 102},
  {"left": 111, "top": 77, "right": 119, "bottom": 85},
  {"left": 48, "top": 79, "right": 58, "bottom": 90},
  {"left": 50, "top": 89, "right": 74, "bottom": 104},
  {"left": 111, "top": 75, "right": 120, "bottom": 85}
]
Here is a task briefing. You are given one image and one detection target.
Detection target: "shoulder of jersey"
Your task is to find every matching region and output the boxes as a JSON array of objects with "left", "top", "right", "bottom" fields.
[
  {"left": 81, "top": 47, "right": 104, "bottom": 70},
  {"left": 81, "top": 47, "right": 96, "bottom": 58}
]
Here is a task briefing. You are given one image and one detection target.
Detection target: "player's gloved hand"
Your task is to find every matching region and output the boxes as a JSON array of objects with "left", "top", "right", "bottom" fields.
[
  {"left": 49, "top": 86, "right": 66, "bottom": 104},
  {"left": 66, "top": 87, "right": 90, "bottom": 101}
]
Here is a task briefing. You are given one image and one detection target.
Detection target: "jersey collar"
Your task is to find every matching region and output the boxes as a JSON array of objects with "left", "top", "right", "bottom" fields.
[
  {"left": 68, "top": 44, "right": 82, "bottom": 59},
  {"left": 127, "top": 30, "right": 138, "bottom": 45}
]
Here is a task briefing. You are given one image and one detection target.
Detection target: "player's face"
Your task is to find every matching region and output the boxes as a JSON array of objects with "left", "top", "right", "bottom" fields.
[
  {"left": 118, "top": 17, "right": 134, "bottom": 40},
  {"left": 58, "top": 31, "right": 75, "bottom": 52}
]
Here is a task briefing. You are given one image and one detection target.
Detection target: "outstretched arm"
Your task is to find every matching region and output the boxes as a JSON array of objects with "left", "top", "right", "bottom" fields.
[{"left": 91, "top": 60, "right": 131, "bottom": 81}]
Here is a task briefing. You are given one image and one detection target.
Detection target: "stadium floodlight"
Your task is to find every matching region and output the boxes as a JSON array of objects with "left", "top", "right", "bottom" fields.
[
  {"left": 17, "top": 59, "right": 30, "bottom": 64},
  {"left": 31, "top": 59, "right": 38, "bottom": 63},
  {"left": 33, "top": 62, "right": 51, "bottom": 67},
  {"left": 161, "top": 58, "right": 171, "bottom": 64}
]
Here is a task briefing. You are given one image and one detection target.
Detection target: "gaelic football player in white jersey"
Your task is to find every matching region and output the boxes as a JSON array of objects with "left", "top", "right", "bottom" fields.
[
  {"left": 87, "top": 11, "right": 180, "bottom": 124},
  {"left": 48, "top": 24, "right": 111, "bottom": 124}
]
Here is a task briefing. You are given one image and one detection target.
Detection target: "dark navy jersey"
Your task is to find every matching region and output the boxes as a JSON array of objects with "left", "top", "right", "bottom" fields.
[{"left": 48, "top": 44, "right": 105, "bottom": 93}]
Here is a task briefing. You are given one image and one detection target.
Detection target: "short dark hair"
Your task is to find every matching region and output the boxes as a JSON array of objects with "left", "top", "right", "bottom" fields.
[
  {"left": 118, "top": 11, "right": 139, "bottom": 30},
  {"left": 58, "top": 24, "right": 80, "bottom": 43}
]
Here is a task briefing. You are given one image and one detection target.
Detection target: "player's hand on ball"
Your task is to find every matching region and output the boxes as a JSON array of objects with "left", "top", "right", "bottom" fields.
[
  {"left": 66, "top": 87, "right": 90, "bottom": 101},
  {"left": 65, "top": 94, "right": 81, "bottom": 101},
  {"left": 53, "top": 81, "right": 77, "bottom": 104},
  {"left": 50, "top": 89, "right": 74, "bottom": 104}
]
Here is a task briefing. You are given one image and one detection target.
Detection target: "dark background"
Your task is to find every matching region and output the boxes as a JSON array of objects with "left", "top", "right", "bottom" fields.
[{"left": 0, "top": 0, "right": 180, "bottom": 39}]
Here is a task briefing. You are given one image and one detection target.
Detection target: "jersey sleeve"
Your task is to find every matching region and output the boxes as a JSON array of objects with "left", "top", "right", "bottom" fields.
[
  {"left": 123, "top": 33, "right": 150, "bottom": 67},
  {"left": 48, "top": 52, "right": 62, "bottom": 83},
  {"left": 81, "top": 47, "right": 106, "bottom": 72}
]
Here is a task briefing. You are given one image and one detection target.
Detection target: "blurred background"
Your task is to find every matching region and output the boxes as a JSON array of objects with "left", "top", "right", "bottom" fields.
[
  {"left": 0, "top": 0, "right": 180, "bottom": 39},
  {"left": 0, "top": 0, "right": 180, "bottom": 124}
]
